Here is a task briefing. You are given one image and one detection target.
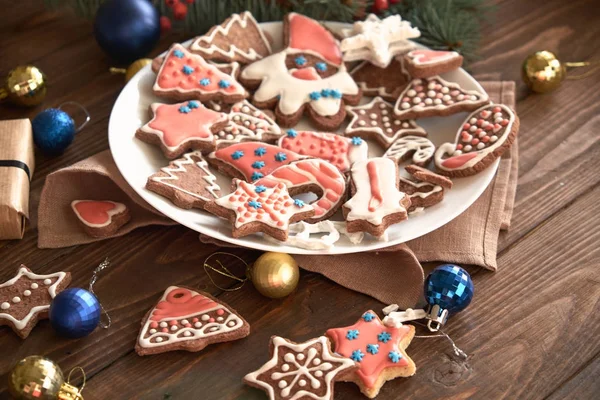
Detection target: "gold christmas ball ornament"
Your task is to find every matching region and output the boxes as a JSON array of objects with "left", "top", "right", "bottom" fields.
[
  {"left": 8, "top": 356, "right": 85, "bottom": 400},
  {"left": 522, "top": 51, "right": 566, "bottom": 93},
  {"left": 250, "top": 252, "right": 300, "bottom": 298},
  {"left": 0, "top": 65, "right": 47, "bottom": 107},
  {"left": 109, "top": 58, "right": 152, "bottom": 83}
]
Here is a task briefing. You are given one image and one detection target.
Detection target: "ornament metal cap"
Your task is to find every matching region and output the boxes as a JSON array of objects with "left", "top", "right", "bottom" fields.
[{"left": 425, "top": 303, "right": 449, "bottom": 332}]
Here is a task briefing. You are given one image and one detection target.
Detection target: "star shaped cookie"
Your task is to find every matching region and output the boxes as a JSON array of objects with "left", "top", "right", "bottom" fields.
[
  {"left": 345, "top": 97, "right": 426, "bottom": 149},
  {"left": 340, "top": 14, "right": 420, "bottom": 68},
  {"left": 136, "top": 101, "right": 228, "bottom": 159},
  {"left": 244, "top": 336, "right": 357, "bottom": 400},
  {"left": 326, "top": 311, "right": 416, "bottom": 399},
  {"left": 0, "top": 266, "right": 71, "bottom": 339},
  {"left": 204, "top": 180, "right": 315, "bottom": 241}
]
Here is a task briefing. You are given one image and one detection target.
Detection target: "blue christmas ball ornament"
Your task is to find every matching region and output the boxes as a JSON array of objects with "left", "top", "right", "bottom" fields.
[
  {"left": 94, "top": 0, "right": 160, "bottom": 63},
  {"left": 32, "top": 108, "right": 76, "bottom": 155},
  {"left": 425, "top": 264, "right": 474, "bottom": 314},
  {"left": 49, "top": 288, "right": 101, "bottom": 338}
]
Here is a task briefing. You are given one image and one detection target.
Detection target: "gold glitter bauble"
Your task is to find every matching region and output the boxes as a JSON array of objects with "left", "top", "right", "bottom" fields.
[
  {"left": 0, "top": 65, "right": 47, "bottom": 106},
  {"left": 8, "top": 356, "right": 84, "bottom": 400},
  {"left": 109, "top": 58, "right": 152, "bottom": 82},
  {"left": 250, "top": 252, "right": 300, "bottom": 298},
  {"left": 522, "top": 51, "right": 566, "bottom": 93}
]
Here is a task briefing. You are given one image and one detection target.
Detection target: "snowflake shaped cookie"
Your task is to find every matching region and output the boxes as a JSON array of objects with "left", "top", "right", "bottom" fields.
[
  {"left": 341, "top": 14, "right": 420, "bottom": 68},
  {"left": 244, "top": 336, "right": 357, "bottom": 400}
]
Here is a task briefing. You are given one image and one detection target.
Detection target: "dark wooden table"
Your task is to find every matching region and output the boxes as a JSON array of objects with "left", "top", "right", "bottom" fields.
[{"left": 1, "top": 1, "right": 599, "bottom": 399}]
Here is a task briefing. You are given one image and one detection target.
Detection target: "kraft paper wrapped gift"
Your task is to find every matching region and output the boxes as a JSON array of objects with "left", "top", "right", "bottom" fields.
[{"left": 0, "top": 119, "right": 35, "bottom": 239}]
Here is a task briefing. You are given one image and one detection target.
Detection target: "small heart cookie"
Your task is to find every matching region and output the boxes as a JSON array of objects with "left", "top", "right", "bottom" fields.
[{"left": 71, "top": 200, "right": 130, "bottom": 238}]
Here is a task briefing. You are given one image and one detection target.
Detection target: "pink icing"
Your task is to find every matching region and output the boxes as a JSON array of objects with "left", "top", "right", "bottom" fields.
[
  {"left": 326, "top": 311, "right": 411, "bottom": 389},
  {"left": 256, "top": 159, "right": 345, "bottom": 219},
  {"left": 73, "top": 201, "right": 120, "bottom": 225},
  {"left": 156, "top": 44, "right": 245, "bottom": 96},
  {"left": 148, "top": 102, "right": 225, "bottom": 147},
  {"left": 279, "top": 131, "right": 352, "bottom": 172},
  {"left": 367, "top": 161, "right": 383, "bottom": 212},
  {"left": 288, "top": 13, "right": 342, "bottom": 65},
  {"left": 408, "top": 49, "right": 457, "bottom": 66},
  {"left": 442, "top": 152, "right": 478, "bottom": 168},
  {"left": 290, "top": 67, "right": 321, "bottom": 81},
  {"left": 213, "top": 142, "right": 303, "bottom": 181},
  {"left": 150, "top": 288, "right": 219, "bottom": 321}
]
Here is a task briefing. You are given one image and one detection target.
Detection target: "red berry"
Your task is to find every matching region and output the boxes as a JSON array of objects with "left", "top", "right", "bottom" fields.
[
  {"left": 185, "top": 0, "right": 194, "bottom": 3},
  {"left": 160, "top": 16, "right": 172, "bottom": 32},
  {"left": 173, "top": 3, "right": 188, "bottom": 20},
  {"left": 373, "top": 0, "right": 389, "bottom": 11},
  {"left": 165, "top": 0, "right": 177, "bottom": 7},
  {"left": 390, "top": 0, "right": 402, "bottom": 4}
]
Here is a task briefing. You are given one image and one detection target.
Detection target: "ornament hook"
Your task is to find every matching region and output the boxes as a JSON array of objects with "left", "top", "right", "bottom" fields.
[
  {"left": 88, "top": 258, "right": 112, "bottom": 329},
  {"left": 58, "top": 101, "right": 91, "bottom": 133},
  {"left": 203, "top": 252, "right": 249, "bottom": 291},
  {"left": 67, "top": 366, "right": 87, "bottom": 392}
]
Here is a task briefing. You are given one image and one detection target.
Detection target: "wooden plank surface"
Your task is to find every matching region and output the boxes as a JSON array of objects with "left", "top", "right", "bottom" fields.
[{"left": 1, "top": 0, "right": 599, "bottom": 399}]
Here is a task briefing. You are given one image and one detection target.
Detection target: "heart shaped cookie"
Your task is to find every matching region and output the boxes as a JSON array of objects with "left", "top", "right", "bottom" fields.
[{"left": 71, "top": 200, "right": 130, "bottom": 238}]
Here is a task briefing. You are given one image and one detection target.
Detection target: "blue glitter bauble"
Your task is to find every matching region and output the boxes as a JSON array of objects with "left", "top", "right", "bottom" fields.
[
  {"left": 49, "top": 288, "right": 101, "bottom": 338},
  {"left": 31, "top": 109, "right": 76, "bottom": 155},
  {"left": 424, "top": 264, "right": 474, "bottom": 314},
  {"left": 93, "top": 0, "right": 160, "bottom": 63}
]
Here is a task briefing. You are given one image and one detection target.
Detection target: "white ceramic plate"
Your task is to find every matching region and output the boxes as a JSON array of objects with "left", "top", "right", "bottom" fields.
[{"left": 108, "top": 21, "right": 497, "bottom": 255}]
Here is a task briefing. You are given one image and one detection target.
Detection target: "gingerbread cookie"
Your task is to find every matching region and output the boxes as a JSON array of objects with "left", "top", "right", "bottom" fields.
[
  {"left": 240, "top": 14, "right": 361, "bottom": 130},
  {"left": 136, "top": 101, "right": 228, "bottom": 159},
  {"left": 404, "top": 49, "right": 463, "bottom": 78},
  {"left": 256, "top": 159, "right": 347, "bottom": 223},
  {"left": 394, "top": 76, "right": 489, "bottom": 120},
  {"left": 207, "top": 142, "right": 306, "bottom": 182},
  {"left": 153, "top": 44, "right": 247, "bottom": 103},
  {"left": 434, "top": 104, "right": 519, "bottom": 177},
  {"left": 136, "top": 286, "right": 249, "bottom": 356},
  {"left": 278, "top": 129, "right": 368, "bottom": 173},
  {"left": 71, "top": 200, "right": 130, "bottom": 238},
  {"left": 343, "top": 158, "right": 411, "bottom": 238},
  {"left": 207, "top": 100, "right": 282, "bottom": 147},
  {"left": 400, "top": 165, "right": 453, "bottom": 212},
  {"left": 340, "top": 14, "right": 420, "bottom": 68},
  {"left": 204, "top": 180, "right": 315, "bottom": 241},
  {"left": 244, "top": 336, "right": 357, "bottom": 400},
  {"left": 151, "top": 54, "right": 241, "bottom": 79},
  {"left": 0, "top": 266, "right": 71, "bottom": 339},
  {"left": 383, "top": 136, "right": 436, "bottom": 167},
  {"left": 326, "top": 311, "right": 416, "bottom": 399},
  {"left": 189, "top": 12, "right": 272, "bottom": 64},
  {"left": 350, "top": 57, "right": 410, "bottom": 101},
  {"left": 345, "top": 97, "right": 427, "bottom": 149},
  {"left": 146, "top": 151, "right": 220, "bottom": 210}
]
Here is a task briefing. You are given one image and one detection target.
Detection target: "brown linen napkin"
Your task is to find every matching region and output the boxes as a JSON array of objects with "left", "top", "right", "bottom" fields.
[{"left": 37, "top": 151, "right": 175, "bottom": 248}]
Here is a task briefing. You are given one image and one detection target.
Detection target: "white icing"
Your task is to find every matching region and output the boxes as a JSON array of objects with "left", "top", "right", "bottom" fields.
[
  {"left": 12, "top": 297, "right": 20, "bottom": 303},
  {"left": 71, "top": 200, "right": 126, "bottom": 228},
  {"left": 344, "top": 158, "right": 408, "bottom": 231},
  {"left": 23, "top": 290, "right": 31, "bottom": 297},
  {"left": 435, "top": 104, "right": 516, "bottom": 171},
  {"left": 383, "top": 136, "right": 437, "bottom": 165},
  {"left": 340, "top": 14, "right": 420, "bottom": 68},
  {"left": 240, "top": 51, "right": 359, "bottom": 116},
  {"left": 407, "top": 49, "right": 460, "bottom": 66},
  {"left": 209, "top": 100, "right": 282, "bottom": 145},
  {"left": 244, "top": 336, "right": 355, "bottom": 400},
  {"left": 137, "top": 286, "right": 245, "bottom": 349},
  {"left": 150, "top": 151, "right": 221, "bottom": 202},
  {"left": 345, "top": 97, "right": 427, "bottom": 147},
  {"left": 1, "top": 302, "right": 9, "bottom": 310},
  {"left": 30, "top": 283, "right": 38, "bottom": 289},
  {"left": 190, "top": 12, "right": 272, "bottom": 62},
  {"left": 264, "top": 221, "right": 365, "bottom": 250},
  {"left": 0, "top": 267, "right": 68, "bottom": 330},
  {"left": 399, "top": 177, "right": 443, "bottom": 200}
]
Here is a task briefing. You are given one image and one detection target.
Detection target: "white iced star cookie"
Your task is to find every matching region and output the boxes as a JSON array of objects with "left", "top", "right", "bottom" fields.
[
  {"left": 340, "top": 14, "right": 421, "bottom": 68},
  {"left": 244, "top": 336, "right": 357, "bottom": 400}
]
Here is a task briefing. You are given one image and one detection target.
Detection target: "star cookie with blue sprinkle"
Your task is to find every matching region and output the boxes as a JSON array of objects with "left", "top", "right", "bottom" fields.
[
  {"left": 205, "top": 180, "right": 315, "bottom": 241},
  {"left": 326, "top": 310, "right": 416, "bottom": 398}
]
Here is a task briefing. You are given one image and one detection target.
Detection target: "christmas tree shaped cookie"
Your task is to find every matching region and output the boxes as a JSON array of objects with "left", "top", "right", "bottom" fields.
[
  {"left": 136, "top": 286, "right": 250, "bottom": 356},
  {"left": 146, "top": 151, "right": 221, "bottom": 210},
  {"left": 136, "top": 100, "right": 228, "bottom": 159},
  {"left": 394, "top": 76, "right": 489, "bottom": 120},
  {"left": 189, "top": 12, "right": 272, "bottom": 64},
  {"left": 154, "top": 44, "right": 247, "bottom": 103}
]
